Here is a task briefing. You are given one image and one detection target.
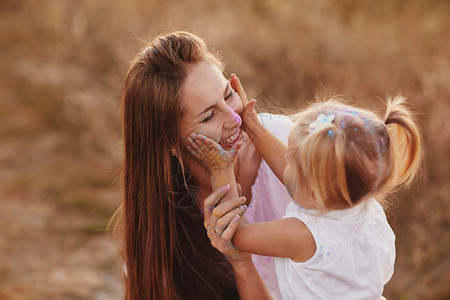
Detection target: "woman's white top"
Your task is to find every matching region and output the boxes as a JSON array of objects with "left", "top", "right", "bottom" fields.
[
  {"left": 246, "top": 113, "right": 294, "bottom": 300},
  {"left": 274, "top": 199, "right": 396, "bottom": 300}
]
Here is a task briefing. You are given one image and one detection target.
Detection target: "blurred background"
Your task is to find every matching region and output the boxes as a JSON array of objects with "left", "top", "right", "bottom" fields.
[{"left": 0, "top": 0, "right": 449, "bottom": 299}]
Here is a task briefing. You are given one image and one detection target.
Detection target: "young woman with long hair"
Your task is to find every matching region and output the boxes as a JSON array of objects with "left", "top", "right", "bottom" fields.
[{"left": 115, "top": 31, "right": 293, "bottom": 299}]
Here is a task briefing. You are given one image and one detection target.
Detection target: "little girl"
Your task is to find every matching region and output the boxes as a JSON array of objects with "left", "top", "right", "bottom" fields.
[{"left": 187, "top": 83, "right": 422, "bottom": 299}]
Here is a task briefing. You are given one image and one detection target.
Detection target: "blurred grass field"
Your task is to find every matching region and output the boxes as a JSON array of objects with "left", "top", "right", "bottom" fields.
[{"left": 0, "top": 0, "right": 449, "bottom": 299}]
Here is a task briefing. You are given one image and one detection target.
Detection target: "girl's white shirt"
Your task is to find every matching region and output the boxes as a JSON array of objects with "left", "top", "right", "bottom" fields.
[{"left": 274, "top": 199, "right": 396, "bottom": 300}]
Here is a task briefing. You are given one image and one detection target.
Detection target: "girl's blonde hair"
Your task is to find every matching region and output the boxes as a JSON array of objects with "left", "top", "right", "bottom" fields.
[{"left": 287, "top": 96, "right": 422, "bottom": 210}]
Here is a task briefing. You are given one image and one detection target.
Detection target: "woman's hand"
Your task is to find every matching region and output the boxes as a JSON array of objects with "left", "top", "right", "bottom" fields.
[
  {"left": 187, "top": 133, "right": 243, "bottom": 175},
  {"left": 230, "top": 74, "right": 261, "bottom": 136},
  {"left": 203, "top": 184, "right": 251, "bottom": 262}
]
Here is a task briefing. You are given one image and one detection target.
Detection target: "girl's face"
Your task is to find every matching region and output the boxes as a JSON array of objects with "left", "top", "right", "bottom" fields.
[
  {"left": 283, "top": 159, "right": 314, "bottom": 208},
  {"left": 181, "top": 61, "right": 243, "bottom": 151},
  {"left": 283, "top": 162, "right": 297, "bottom": 200}
]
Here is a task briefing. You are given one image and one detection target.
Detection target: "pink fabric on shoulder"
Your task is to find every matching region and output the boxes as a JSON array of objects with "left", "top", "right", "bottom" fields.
[{"left": 245, "top": 113, "right": 293, "bottom": 300}]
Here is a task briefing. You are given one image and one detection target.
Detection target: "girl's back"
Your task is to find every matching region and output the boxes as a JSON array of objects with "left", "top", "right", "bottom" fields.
[{"left": 275, "top": 199, "right": 395, "bottom": 299}]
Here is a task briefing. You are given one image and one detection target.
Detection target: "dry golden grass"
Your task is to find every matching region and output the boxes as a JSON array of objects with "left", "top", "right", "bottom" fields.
[{"left": 0, "top": 0, "right": 448, "bottom": 299}]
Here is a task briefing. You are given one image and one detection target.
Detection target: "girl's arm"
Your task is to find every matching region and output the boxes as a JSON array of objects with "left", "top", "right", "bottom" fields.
[
  {"left": 233, "top": 218, "right": 316, "bottom": 262},
  {"left": 187, "top": 133, "right": 242, "bottom": 198},
  {"left": 188, "top": 135, "right": 315, "bottom": 261},
  {"left": 231, "top": 75, "right": 287, "bottom": 183}
]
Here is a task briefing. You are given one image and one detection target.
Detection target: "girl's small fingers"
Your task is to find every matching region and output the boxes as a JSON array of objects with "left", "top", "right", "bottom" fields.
[
  {"left": 194, "top": 135, "right": 207, "bottom": 147},
  {"left": 197, "top": 134, "right": 215, "bottom": 145},
  {"left": 189, "top": 137, "right": 202, "bottom": 152},
  {"left": 186, "top": 145, "right": 200, "bottom": 158},
  {"left": 230, "top": 141, "right": 244, "bottom": 159},
  {"left": 195, "top": 135, "right": 219, "bottom": 156},
  {"left": 247, "top": 99, "right": 257, "bottom": 112},
  {"left": 230, "top": 74, "right": 248, "bottom": 105}
]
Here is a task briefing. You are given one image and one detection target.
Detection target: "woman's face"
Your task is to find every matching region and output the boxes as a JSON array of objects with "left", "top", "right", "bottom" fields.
[{"left": 180, "top": 61, "right": 243, "bottom": 151}]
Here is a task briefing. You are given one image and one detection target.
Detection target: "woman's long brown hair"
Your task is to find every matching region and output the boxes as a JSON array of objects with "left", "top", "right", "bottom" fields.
[{"left": 119, "top": 32, "right": 238, "bottom": 299}]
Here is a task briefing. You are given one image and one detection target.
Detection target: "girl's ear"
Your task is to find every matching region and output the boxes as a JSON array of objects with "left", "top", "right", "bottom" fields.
[{"left": 171, "top": 148, "right": 178, "bottom": 156}]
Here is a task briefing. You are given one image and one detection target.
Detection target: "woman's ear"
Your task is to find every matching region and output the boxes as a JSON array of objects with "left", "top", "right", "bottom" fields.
[{"left": 171, "top": 148, "right": 178, "bottom": 156}]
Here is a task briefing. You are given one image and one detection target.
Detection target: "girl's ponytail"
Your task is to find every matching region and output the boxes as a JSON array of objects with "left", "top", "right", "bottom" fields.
[
  {"left": 292, "top": 120, "right": 351, "bottom": 209},
  {"left": 384, "top": 95, "right": 423, "bottom": 190}
]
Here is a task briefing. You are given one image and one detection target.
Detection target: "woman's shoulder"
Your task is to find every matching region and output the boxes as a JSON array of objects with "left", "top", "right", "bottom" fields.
[{"left": 257, "top": 113, "right": 293, "bottom": 142}]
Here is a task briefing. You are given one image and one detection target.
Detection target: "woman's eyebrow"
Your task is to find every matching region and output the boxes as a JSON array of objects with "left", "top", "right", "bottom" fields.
[
  {"left": 197, "top": 104, "right": 216, "bottom": 117},
  {"left": 196, "top": 82, "right": 230, "bottom": 117}
]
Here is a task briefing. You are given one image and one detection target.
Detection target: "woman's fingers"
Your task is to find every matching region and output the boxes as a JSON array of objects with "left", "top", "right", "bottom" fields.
[
  {"left": 219, "top": 214, "right": 241, "bottom": 249},
  {"left": 210, "top": 196, "right": 246, "bottom": 236},
  {"left": 213, "top": 198, "right": 247, "bottom": 234},
  {"left": 207, "top": 196, "right": 245, "bottom": 238},
  {"left": 203, "top": 184, "right": 230, "bottom": 228},
  {"left": 212, "top": 196, "right": 246, "bottom": 217}
]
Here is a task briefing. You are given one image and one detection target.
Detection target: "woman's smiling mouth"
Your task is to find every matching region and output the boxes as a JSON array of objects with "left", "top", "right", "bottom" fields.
[{"left": 219, "top": 129, "right": 242, "bottom": 148}]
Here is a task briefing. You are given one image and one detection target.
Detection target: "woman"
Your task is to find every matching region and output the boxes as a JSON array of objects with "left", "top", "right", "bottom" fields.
[{"left": 118, "top": 31, "right": 292, "bottom": 299}]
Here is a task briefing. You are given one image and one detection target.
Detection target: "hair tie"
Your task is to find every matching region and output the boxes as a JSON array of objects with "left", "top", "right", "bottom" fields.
[{"left": 309, "top": 114, "right": 336, "bottom": 133}]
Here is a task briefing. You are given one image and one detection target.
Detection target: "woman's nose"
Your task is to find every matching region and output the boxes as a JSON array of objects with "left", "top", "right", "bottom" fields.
[{"left": 223, "top": 106, "right": 242, "bottom": 129}]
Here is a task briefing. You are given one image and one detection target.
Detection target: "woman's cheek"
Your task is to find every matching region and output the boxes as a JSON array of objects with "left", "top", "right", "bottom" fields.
[
  {"left": 196, "top": 123, "right": 221, "bottom": 143},
  {"left": 234, "top": 94, "right": 244, "bottom": 114},
  {"left": 226, "top": 94, "right": 243, "bottom": 115}
]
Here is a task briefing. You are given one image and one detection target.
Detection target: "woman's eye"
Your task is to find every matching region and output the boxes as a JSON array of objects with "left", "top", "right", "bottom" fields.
[
  {"left": 201, "top": 112, "right": 214, "bottom": 123},
  {"left": 224, "top": 90, "right": 235, "bottom": 101}
]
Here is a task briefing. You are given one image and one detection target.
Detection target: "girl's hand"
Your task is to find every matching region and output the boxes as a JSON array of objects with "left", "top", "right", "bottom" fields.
[
  {"left": 203, "top": 184, "right": 251, "bottom": 262},
  {"left": 187, "top": 133, "right": 243, "bottom": 175},
  {"left": 230, "top": 74, "right": 260, "bottom": 135}
]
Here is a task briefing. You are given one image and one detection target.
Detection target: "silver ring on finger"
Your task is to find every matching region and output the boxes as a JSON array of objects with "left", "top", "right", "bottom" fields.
[{"left": 214, "top": 227, "right": 222, "bottom": 236}]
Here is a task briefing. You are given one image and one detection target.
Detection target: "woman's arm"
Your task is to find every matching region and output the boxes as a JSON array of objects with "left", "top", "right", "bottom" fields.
[
  {"left": 203, "top": 186, "right": 273, "bottom": 300},
  {"left": 231, "top": 259, "right": 273, "bottom": 300},
  {"left": 231, "top": 75, "right": 287, "bottom": 183}
]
